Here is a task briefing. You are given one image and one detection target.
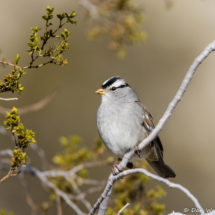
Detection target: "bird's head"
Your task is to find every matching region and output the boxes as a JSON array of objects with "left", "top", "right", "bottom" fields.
[{"left": 95, "top": 76, "right": 137, "bottom": 102}]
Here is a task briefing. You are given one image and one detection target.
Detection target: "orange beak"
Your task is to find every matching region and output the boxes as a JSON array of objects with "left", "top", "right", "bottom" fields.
[{"left": 95, "top": 88, "right": 107, "bottom": 95}]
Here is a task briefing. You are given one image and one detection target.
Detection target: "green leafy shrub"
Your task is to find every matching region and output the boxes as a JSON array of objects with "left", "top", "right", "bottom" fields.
[{"left": 87, "top": 0, "right": 146, "bottom": 58}]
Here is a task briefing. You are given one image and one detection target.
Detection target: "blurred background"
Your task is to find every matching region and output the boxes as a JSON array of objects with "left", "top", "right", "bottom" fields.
[{"left": 0, "top": 0, "right": 215, "bottom": 214}]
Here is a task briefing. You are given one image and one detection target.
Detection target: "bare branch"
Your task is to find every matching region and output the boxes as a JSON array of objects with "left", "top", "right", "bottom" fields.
[
  {"left": 117, "top": 203, "right": 130, "bottom": 215},
  {"left": 18, "top": 172, "right": 38, "bottom": 214},
  {"left": 34, "top": 168, "right": 87, "bottom": 215},
  {"left": 0, "top": 60, "right": 63, "bottom": 69},
  {"left": 68, "top": 160, "right": 109, "bottom": 174},
  {"left": 0, "top": 97, "right": 18, "bottom": 101},
  {"left": 90, "top": 40, "right": 215, "bottom": 215},
  {"left": 68, "top": 186, "right": 105, "bottom": 201},
  {"left": 0, "top": 61, "right": 16, "bottom": 68},
  {"left": 73, "top": 175, "right": 106, "bottom": 186},
  {"left": 56, "top": 196, "right": 63, "bottom": 215},
  {"left": 30, "top": 144, "right": 48, "bottom": 171},
  {"left": 0, "top": 149, "right": 13, "bottom": 157},
  {"left": 116, "top": 169, "right": 203, "bottom": 214},
  {"left": 0, "top": 126, "right": 48, "bottom": 171},
  {"left": 0, "top": 125, "right": 11, "bottom": 136},
  {"left": 0, "top": 88, "right": 58, "bottom": 115},
  {"left": 78, "top": 0, "right": 98, "bottom": 19}
]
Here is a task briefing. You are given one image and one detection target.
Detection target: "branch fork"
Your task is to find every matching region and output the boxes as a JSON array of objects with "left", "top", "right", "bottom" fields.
[{"left": 90, "top": 40, "right": 215, "bottom": 215}]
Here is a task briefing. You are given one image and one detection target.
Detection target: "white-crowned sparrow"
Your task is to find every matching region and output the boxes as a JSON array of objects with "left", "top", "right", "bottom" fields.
[{"left": 96, "top": 76, "right": 176, "bottom": 178}]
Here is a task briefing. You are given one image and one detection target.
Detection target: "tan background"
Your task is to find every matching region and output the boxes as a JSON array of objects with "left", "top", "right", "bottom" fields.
[{"left": 0, "top": 0, "right": 215, "bottom": 214}]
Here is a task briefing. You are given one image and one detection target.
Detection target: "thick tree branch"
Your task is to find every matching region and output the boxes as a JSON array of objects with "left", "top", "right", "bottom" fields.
[{"left": 90, "top": 40, "right": 215, "bottom": 215}]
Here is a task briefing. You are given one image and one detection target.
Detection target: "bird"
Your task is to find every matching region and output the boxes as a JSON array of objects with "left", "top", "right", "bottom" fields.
[{"left": 95, "top": 76, "right": 176, "bottom": 178}]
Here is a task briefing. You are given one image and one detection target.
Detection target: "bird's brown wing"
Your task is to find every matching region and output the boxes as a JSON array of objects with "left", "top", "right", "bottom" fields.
[
  {"left": 136, "top": 101, "right": 155, "bottom": 132},
  {"left": 136, "top": 101, "right": 163, "bottom": 152},
  {"left": 136, "top": 101, "right": 175, "bottom": 178}
]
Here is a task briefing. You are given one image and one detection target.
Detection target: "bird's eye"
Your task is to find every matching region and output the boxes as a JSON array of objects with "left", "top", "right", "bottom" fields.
[{"left": 111, "top": 87, "right": 117, "bottom": 91}]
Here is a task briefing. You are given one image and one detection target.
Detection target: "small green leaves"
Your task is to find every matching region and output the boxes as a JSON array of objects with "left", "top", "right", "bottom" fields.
[
  {"left": 13, "top": 54, "right": 20, "bottom": 65},
  {"left": 0, "top": 208, "right": 14, "bottom": 215},
  {"left": 46, "top": 6, "right": 54, "bottom": 16},
  {"left": 65, "top": 12, "right": 77, "bottom": 25},
  {"left": 55, "top": 54, "right": 62, "bottom": 62},
  {"left": 60, "top": 58, "right": 68, "bottom": 67},
  {"left": 31, "top": 26, "right": 40, "bottom": 32},
  {"left": 87, "top": 0, "right": 146, "bottom": 58},
  {"left": 53, "top": 136, "right": 92, "bottom": 168},
  {"left": 57, "top": 13, "right": 66, "bottom": 21},
  {"left": 11, "top": 149, "right": 28, "bottom": 168},
  {"left": 68, "top": 20, "right": 77, "bottom": 25},
  {"left": 0, "top": 7, "right": 77, "bottom": 96},
  {"left": 43, "top": 6, "right": 54, "bottom": 21},
  {"left": 71, "top": 11, "right": 77, "bottom": 18},
  {"left": 4, "top": 107, "right": 36, "bottom": 169},
  {"left": 0, "top": 64, "right": 25, "bottom": 94},
  {"left": 61, "top": 29, "right": 71, "bottom": 40},
  {"left": 29, "top": 7, "right": 77, "bottom": 68},
  {"left": 57, "top": 11, "right": 76, "bottom": 22},
  {"left": 28, "top": 7, "right": 76, "bottom": 68},
  {"left": 106, "top": 160, "right": 166, "bottom": 214},
  {"left": 27, "top": 27, "right": 41, "bottom": 54},
  {"left": 42, "top": 15, "right": 48, "bottom": 21},
  {"left": 4, "top": 107, "right": 36, "bottom": 148}
]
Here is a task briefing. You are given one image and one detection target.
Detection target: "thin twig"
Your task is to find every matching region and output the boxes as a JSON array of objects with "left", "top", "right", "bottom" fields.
[
  {"left": 56, "top": 196, "right": 63, "bottom": 215},
  {"left": 34, "top": 168, "right": 87, "bottom": 215},
  {"left": 67, "top": 186, "right": 105, "bottom": 201},
  {"left": 0, "top": 149, "right": 13, "bottom": 156},
  {"left": 78, "top": 0, "right": 98, "bottom": 19},
  {"left": 0, "top": 59, "right": 58, "bottom": 69},
  {"left": 0, "top": 169, "right": 14, "bottom": 183},
  {"left": 18, "top": 172, "right": 38, "bottom": 214},
  {"left": 30, "top": 144, "right": 48, "bottom": 171},
  {"left": 116, "top": 169, "right": 203, "bottom": 213},
  {"left": 69, "top": 160, "right": 109, "bottom": 174},
  {"left": 0, "top": 98, "right": 18, "bottom": 101},
  {"left": 0, "top": 87, "right": 59, "bottom": 115},
  {"left": 117, "top": 203, "right": 130, "bottom": 215}
]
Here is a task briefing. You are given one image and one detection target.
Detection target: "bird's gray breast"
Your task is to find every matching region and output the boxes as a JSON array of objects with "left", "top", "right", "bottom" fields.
[{"left": 96, "top": 101, "right": 144, "bottom": 158}]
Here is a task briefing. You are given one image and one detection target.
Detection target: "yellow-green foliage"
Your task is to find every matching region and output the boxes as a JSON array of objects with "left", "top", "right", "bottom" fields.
[
  {"left": 49, "top": 136, "right": 110, "bottom": 200},
  {"left": 28, "top": 7, "right": 76, "bottom": 66},
  {"left": 0, "top": 55, "right": 25, "bottom": 94},
  {"left": 107, "top": 160, "right": 166, "bottom": 215},
  {"left": 4, "top": 107, "right": 36, "bottom": 169},
  {"left": 0, "top": 6, "right": 76, "bottom": 95},
  {"left": 53, "top": 136, "right": 93, "bottom": 169},
  {"left": 50, "top": 136, "right": 166, "bottom": 214},
  {"left": 88, "top": 0, "right": 147, "bottom": 58},
  {"left": 0, "top": 209, "right": 13, "bottom": 215}
]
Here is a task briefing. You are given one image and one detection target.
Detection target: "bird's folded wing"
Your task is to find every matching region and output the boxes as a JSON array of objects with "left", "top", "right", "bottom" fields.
[{"left": 136, "top": 101, "right": 163, "bottom": 152}]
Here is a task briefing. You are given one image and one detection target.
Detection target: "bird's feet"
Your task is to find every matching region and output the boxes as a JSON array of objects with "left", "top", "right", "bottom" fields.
[
  {"left": 134, "top": 144, "right": 141, "bottom": 158},
  {"left": 112, "top": 158, "right": 122, "bottom": 175},
  {"left": 112, "top": 159, "right": 134, "bottom": 175},
  {"left": 126, "top": 162, "right": 133, "bottom": 169}
]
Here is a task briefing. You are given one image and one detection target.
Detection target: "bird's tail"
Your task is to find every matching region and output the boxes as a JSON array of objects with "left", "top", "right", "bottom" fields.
[
  {"left": 147, "top": 160, "right": 176, "bottom": 178},
  {"left": 146, "top": 137, "right": 176, "bottom": 178}
]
